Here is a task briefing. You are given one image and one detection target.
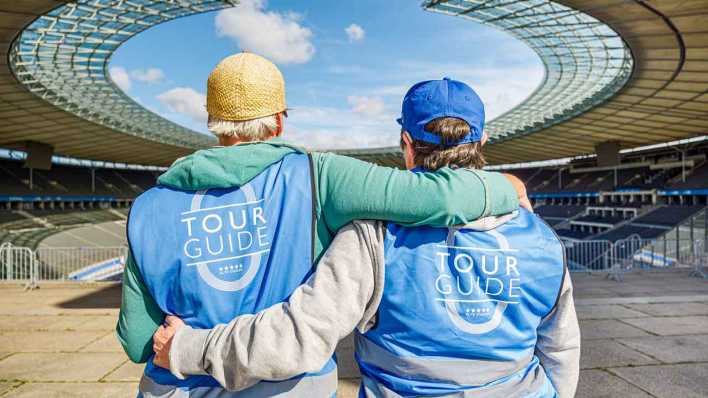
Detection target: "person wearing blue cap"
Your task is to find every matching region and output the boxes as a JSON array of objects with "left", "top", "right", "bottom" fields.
[{"left": 151, "top": 78, "right": 580, "bottom": 398}]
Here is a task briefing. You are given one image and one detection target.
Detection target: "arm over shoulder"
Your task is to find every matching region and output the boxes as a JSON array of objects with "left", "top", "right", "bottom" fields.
[
  {"left": 311, "top": 152, "right": 519, "bottom": 231},
  {"left": 168, "top": 220, "right": 386, "bottom": 391}
]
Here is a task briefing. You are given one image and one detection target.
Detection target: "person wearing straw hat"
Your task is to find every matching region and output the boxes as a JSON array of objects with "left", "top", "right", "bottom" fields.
[
  {"left": 118, "top": 54, "right": 530, "bottom": 397},
  {"left": 151, "top": 78, "right": 579, "bottom": 398}
]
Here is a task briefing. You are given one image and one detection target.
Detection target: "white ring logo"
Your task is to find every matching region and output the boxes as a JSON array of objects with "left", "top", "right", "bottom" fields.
[
  {"left": 190, "top": 185, "right": 264, "bottom": 292},
  {"left": 443, "top": 228, "right": 512, "bottom": 334}
]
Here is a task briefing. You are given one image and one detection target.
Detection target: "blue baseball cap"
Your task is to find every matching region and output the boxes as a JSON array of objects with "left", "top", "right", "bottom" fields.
[{"left": 397, "top": 77, "right": 485, "bottom": 146}]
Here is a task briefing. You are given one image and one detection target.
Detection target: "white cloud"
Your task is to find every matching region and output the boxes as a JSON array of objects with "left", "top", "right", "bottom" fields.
[
  {"left": 109, "top": 66, "right": 131, "bottom": 92},
  {"left": 131, "top": 68, "right": 165, "bottom": 84},
  {"left": 347, "top": 96, "right": 385, "bottom": 116},
  {"left": 345, "top": 24, "right": 365, "bottom": 42},
  {"left": 156, "top": 87, "right": 208, "bottom": 123},
  {"left": 386, "top": 61, "right": 545, "bottom": 121},
  {"left": 371, "top": 85, "right": 408, "bottom": 97},
  {"left": 109, "top": 66, "right": 165, "bottom": 91},
  {"left": 286, "top": 128, "right": 395, "bottom": 150},
  {"left": 280, "top": 62, "right": 544, "bottom": 150},
  {"left": 285, "top": 104, "right": 399, "bottom": 150},
  {"left": 215, "top": 0, "right": 314, "bottom": 64}
]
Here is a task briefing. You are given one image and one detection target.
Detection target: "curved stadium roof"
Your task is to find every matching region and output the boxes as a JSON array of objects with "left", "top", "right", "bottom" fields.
[{"left": 0, "top": 1, "right": 706, "bottom": 167}]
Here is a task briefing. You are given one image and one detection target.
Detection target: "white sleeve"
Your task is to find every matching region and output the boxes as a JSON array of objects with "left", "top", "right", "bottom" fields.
[{"left": 535, "top": 271, "right": 581, "bottom": 398}]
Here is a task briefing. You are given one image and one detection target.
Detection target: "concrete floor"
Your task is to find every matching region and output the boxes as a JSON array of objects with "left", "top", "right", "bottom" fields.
[{"left": 1, "top": 271, "right": 707, "bottom": 397}]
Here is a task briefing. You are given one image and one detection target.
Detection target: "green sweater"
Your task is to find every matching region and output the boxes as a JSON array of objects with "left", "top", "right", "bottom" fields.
[{"left": 117, "top": 139, "right": 519, "bottom": 362}]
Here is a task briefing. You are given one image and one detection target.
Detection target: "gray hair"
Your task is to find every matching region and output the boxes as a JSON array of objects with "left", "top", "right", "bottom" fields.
[{"left": 207, "top": 114, "right": 279, "bottom": 141}]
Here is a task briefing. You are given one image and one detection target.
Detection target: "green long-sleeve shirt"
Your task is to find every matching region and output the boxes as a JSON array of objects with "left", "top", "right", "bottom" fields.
[{"left": 117, "top": 139, "right": 519, "bottom": 363}]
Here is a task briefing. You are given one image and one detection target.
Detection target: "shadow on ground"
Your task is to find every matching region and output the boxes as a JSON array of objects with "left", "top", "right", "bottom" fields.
[{"left": 56, "top": 283, "right": 122, "bottom": 309}]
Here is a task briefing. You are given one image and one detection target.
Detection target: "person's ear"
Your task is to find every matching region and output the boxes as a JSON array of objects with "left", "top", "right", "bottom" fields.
[
  {"left": 481, "top": 132, "right": 489, "bottom": 146},
  {"left": 274, "top": 112, "right": 284, "bottom": 137},
  {"left": 401, "top": 132, "right": 416, "bottom": 170},
  {"left": 401, "top": 131, "right": 413, "bottom": 147}
]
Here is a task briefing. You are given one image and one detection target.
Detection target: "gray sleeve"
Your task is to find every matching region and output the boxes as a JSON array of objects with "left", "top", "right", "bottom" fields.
[
  {"left": 535, "top": 271, "right": 581, "bottom": 398},
  {"left": 168, "top": 220, "right": 385, "bottom": 391}
]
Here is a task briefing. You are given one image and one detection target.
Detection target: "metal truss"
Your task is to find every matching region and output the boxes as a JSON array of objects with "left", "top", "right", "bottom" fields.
[
  {"left": 8, "top": 0, "right": 633, "bottom": 153},
  {"left": 9, "top": 0, "right": 239, "bottom": 150},
  {"left": 423, "top": 0, "right": 634, "bottom": 143}
]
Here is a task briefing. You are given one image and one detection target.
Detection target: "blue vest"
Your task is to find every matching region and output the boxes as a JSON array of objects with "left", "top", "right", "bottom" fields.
[
  {"left": 128, "top": 153, "right": 337, "bottom": 397},
  {"left": 356, "top": 209, "right": 565, "bottom": 397}
]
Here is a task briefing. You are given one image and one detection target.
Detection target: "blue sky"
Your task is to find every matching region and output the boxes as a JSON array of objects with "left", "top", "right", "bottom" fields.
[{"left": 110, "top": 0, "right": 543, "bottom": 149}]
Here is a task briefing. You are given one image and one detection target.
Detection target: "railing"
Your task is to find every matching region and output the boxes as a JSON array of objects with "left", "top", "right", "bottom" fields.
[
  {"left": 35, "top": 247, "right": 127, "bottom": 281},
  {"left": 564, "top": 239, "right": 613, "bottom": 271},
  {"left": 1, "top": 237, "right": 705, "bottom": 286},
  {"left": 563, "top": 235, "right": 707, "bottom": 280},
  {"left": 0, "top": 242, "right": 37, "bottom": 288},
  {"left": 0, "top": 243, "right": 127, "bottom": 286}
]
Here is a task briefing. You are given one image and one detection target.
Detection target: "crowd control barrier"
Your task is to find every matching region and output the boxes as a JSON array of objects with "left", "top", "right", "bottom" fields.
[
  {"left": 0, "top": 243, "right": 127, "bottom": 287},
  {"left": 2, "top": 236, "right": 705, "bottom": 286},
  {"left": 562, "top": 235, "right": 707, "bottom": 281}
]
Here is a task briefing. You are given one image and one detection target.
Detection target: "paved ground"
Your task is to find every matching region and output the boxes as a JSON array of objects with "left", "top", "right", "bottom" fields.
[{"left": 1, "top": 271, "right": 707, "bottom": 397}]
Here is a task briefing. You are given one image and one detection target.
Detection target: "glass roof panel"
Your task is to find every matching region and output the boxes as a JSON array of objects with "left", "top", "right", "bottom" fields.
[
  {"left": 11, "top": 0, "right": 632, "bottom": 151},
  {"left": 423, "top": 0, "right": 633, "bottom": 143},
  {"left": 9, "top": 0, "right": 239, "bottom": 149}
]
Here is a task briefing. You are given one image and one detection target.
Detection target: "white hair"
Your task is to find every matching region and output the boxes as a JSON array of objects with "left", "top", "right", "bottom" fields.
[{"left": 207, "top": 114, "right": 279, "bottom": 141}]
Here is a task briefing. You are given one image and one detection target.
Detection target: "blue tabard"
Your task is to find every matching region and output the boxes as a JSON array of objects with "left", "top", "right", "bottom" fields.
[
  {"left": 128, "top": 153, "right": 337, "bottom": 397},
  {"left": 356, "top": 209, "right": 565, "bottom": 398}
]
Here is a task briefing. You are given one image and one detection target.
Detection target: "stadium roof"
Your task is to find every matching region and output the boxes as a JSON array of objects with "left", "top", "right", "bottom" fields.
[
  {"left": 344, "top": 0, "right": 708, "bottom": 165},
  {"left": 0, "top": 0, "right": 228, "bottom": 166},
  {"left": 0, "top": 1, "right": 706, "bottom": 166}
]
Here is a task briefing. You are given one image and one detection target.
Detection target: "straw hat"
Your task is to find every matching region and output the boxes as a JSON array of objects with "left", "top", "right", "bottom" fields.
[{"left": 206, "top": 53, "right": 286, "bottom": 121}]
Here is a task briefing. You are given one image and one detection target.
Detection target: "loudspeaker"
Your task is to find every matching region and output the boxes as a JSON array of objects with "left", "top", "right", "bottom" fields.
[
  {"left": 595, "top": 141, "right": 621, "bottom": 167},
  {"left": 23, "top": 141, "right": 54, "bottom": 170}
]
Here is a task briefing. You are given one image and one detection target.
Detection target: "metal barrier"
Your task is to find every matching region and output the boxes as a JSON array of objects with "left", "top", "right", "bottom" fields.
[
  {"left": 0, "top": 243, "right": 38, "bottom": 288},
  {"left": 562, "top": 235, "right": 707, "bottom": 280},
  {"left": 35, "top": 247, "right": 127, "bottom": 281},
  {"left": 0, "top": 244, "right": 127, "bottom": 285},
  {"left": 1, "top": 236, "right": 705, "bottom": 285},
  {"left": 689, "top": 240, "right": 708, "bottom": 279},
  {"left": 563, "top": 239, "right": 612, "bottom": 272}
]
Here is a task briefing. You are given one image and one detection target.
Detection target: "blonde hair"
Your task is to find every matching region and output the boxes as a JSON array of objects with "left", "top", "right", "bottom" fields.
[{"left": 207, "top": 113, "right": 279, "bottom": 141}]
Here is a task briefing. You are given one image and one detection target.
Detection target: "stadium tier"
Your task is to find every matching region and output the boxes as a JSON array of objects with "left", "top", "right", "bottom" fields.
[
  {"left": 0, "top": 158, "right": 158, "bottom": 199},
  {"left": 0, "top": 208, "right": 128, "bottom": 250},
  {"left": 2, "top": 139, "right": 707, "bottom": 249},
  {"left": 505, "top": 140, "right": 708, "bottom": 242},
  {"left": 0, "top": 158, "right": 145, "bottom": 248}
]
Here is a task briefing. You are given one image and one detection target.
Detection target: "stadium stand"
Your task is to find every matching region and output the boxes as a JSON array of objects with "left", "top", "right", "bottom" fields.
[
  {"left": 2, "top": 136, "right": 706, "bottom": 251},
  {"left": 0, "top": 158, "right": 149, "bottom": 248},
  {"left": 504, "top": 140, "right": 708, "bottom": 243},
  {"left": 594, "top": 225, "right": 667, "bottom": 242},
  {"left": 3, "top": 140, "right": 706, "bottom": 248},
  {"left": 556, "top": 229, "right": 595, "bottom": 240},
  {"left": 0, "top": 214, "right": 44, "bottom": 231},
  {"left": 670, "top": 162, "right": 708, "bottom": 190},
  {"left": 27, "top": 209, "right": 124, "bottom": 227},
  {"left": 631, "top": 205, "right": 705, "bottom": 228},
  {"left": 0, "top": 209, "right": 126, "bottom": 250},
  {"left": 0, "top": 158, "right": 158, "bottom": 198},
  {"left": 535, "top": 205, "right": 586, "bottom": 219},
  {"left": 573, "top": 215, "right": 626, "bottom": 225}
]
